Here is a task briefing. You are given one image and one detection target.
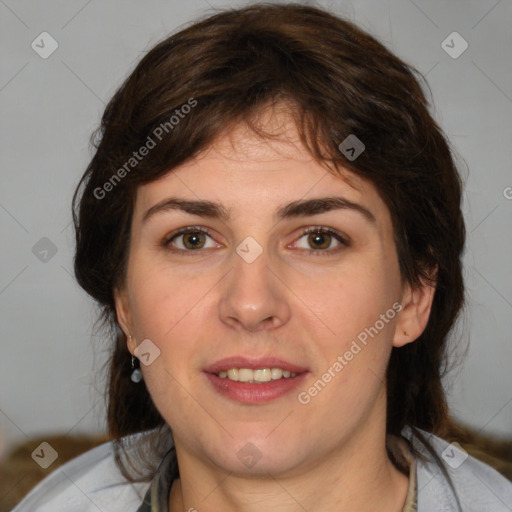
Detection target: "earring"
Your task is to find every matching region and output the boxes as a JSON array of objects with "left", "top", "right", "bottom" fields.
[
  {"left": 131, "top": 355, "right": 143, "bottom": 383},
  {"left": 129, "top": 335, "right": 143, "bottom": 383}
]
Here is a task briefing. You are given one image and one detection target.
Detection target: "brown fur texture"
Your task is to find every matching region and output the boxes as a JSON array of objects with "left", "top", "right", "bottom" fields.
[{"left": 0, "top": 434, "right": 109, "bottom": 512}]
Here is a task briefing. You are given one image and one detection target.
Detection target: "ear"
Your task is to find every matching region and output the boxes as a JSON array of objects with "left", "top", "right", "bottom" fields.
[
  {"left": 393, "top": 268, "right": 437, "bottom": 348},
  {"left": 113, "top": 286, "right": 137, "bottom": 355}
]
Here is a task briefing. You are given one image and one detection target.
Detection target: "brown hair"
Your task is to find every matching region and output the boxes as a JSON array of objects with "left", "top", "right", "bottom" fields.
[{"left": 72, "top": 2, "right": 466, "bottom": 482}]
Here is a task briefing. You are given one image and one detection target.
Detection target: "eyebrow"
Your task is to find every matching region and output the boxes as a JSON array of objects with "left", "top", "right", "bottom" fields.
[{"left": 142, "top": 196, "right": 376, "bottom": 224}]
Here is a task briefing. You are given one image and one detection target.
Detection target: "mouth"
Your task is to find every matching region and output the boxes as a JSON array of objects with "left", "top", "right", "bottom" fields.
[
  {"left": 215, "top": 367, "right": 298, "bottom": 383},
  {"left": 203, "top": 356, "right": 309, "bottom": 404}
]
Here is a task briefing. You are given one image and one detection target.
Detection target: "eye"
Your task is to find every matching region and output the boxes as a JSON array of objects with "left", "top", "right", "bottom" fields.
[
  {"left": 292, "top": 227, "right": 349, "bottom": 255},
  {"left": 162, "top": 225, "right": 349, "bottom": 256},
  {"left": 163, "top": 226, "right": 219, "bottom": 253}
]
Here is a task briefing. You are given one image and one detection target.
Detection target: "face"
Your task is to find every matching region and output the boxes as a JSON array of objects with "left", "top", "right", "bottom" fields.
[{"left": 115, "top": 107, "right": 433, "bottom": 478}]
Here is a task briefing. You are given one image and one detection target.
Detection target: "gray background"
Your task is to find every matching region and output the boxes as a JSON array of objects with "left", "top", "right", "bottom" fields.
[{"left": 1, "top": 0, "right": 511, "bottom": 461}]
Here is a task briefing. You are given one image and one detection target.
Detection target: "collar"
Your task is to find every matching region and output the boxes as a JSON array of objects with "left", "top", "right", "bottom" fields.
[
  {"left": 389, "top": 433, "right": 418, "bottom": 512},
  {"left": 135, "top": 446, "right": 178, "bottom": 512}
]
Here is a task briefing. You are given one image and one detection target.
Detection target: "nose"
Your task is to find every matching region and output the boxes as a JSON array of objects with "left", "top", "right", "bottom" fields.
[{"left": 218, "top": 246, "right": 291, "bottom": 333}]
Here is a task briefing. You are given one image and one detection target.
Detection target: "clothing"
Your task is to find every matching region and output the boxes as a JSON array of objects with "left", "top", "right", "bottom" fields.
[{"left": 11, "top": 427, "right": 512, "bottom": 511}]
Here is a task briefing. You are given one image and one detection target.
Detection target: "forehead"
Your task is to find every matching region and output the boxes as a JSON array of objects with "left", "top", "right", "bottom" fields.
[{"left": 133, "top": 106, "right": 388, "bottom": 222}]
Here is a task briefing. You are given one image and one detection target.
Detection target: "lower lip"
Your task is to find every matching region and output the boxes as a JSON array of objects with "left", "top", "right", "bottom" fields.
[{"left": 204, "top": 372, "right": 309, "bottom": 404}]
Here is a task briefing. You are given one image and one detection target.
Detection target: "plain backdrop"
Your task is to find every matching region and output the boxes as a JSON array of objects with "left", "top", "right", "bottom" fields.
[{"left": 1, "top": 0, "right": 511, "bottom": 460}]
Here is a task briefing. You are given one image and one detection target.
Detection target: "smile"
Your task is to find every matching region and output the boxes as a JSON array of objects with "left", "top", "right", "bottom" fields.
[{"left": 216, "top": 368, "right": 298, "bottom": 382}]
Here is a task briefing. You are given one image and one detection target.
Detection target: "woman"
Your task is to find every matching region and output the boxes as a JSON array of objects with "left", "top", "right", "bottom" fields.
[{"left": 12, "top": 3, "right": 512, "bottom": 511}]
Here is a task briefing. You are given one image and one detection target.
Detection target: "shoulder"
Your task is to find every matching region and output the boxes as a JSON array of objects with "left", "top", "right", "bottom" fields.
[
  {"left": 10, "top": 431, "right": 155, "bottom": 512},
  {"left": 404, "top": 427, "right": 512, "bottom": 512}
]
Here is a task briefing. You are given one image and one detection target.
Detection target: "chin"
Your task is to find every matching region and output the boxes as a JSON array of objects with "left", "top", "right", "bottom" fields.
[{"left": 204, "top": 433, "right": 309, "bottom": 477}]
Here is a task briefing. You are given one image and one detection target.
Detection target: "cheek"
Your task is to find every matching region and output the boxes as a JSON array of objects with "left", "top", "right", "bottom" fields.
[
  {"left": 126, "top": 267, "right": 206, "bottom": 423},
  {"left": 298, "top": 293, "right": 396, "bottom": 427},
  {"left": 126, "top": 260, "right": 215, "bottom": 386},
  {"left": 303, "top": 260, "right": 400, "bottom": 340},
  {"left": 127, "top": 259, "right": 210, "bottom": 340},
  {"left": 297, "top": 253, "right": 401, "bottom": 395}
]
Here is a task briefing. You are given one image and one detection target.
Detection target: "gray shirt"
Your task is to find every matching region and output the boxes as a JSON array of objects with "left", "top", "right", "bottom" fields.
[{"left": 11, "top": 427, "right": 512, "bottom": 511}]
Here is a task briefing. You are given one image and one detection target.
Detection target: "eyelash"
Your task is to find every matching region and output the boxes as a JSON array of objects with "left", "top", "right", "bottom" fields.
[{"left": 162, "top": 225, "right": 349, "bottom": 257}]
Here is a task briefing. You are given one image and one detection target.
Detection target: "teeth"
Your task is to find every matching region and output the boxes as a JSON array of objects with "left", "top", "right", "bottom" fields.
[
  {"left": 254, "top": 368, "right": 271, "bottom": 382},
  {"left": 216, "top": 368, "right": 298, "bottom": 382},
  {"left": 238, "top": 368, "right": 253, "bottom": 382},
  {"left": 227, "top": 368, "right": 239, "bottom": 381},
  {"left": 271, "top": 368, "right": 283, "bottom": 379}
]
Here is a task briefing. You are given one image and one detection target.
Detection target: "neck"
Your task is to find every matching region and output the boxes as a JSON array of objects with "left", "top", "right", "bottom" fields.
[{"left": 169, "top": 401, "right": 410, "bottom": 512}]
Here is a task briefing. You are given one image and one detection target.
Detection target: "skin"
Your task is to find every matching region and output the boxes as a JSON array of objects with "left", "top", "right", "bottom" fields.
[{"left": 115, "top": 105, "right": 435, "bottom": 512}]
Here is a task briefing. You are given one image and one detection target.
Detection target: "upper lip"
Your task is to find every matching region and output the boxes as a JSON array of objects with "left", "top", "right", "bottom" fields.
[{"left": 203, "top": 356, "right": 309, "bottom": 374}]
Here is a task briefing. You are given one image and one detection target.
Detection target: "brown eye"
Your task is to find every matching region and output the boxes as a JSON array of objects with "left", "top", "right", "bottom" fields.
[
  {"left": 181, "top": 231, "right": 206, "bottom": 249},
  {"left": 164, "top": 227, "right": 218, "bottom": 253},
  {"left": 293, "top": 227, "right": 349, "bottom": 256},
  {"left": 307, "top": 232, "right": 332, "bottom": 250}
]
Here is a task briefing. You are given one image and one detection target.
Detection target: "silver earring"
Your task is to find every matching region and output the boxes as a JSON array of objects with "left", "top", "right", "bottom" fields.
[
  {"left": 129, "top": 335, "right": 143, "bottom": 383},
  {"left": 131, "top": 355, "right": 143, "bottom": 383}
]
